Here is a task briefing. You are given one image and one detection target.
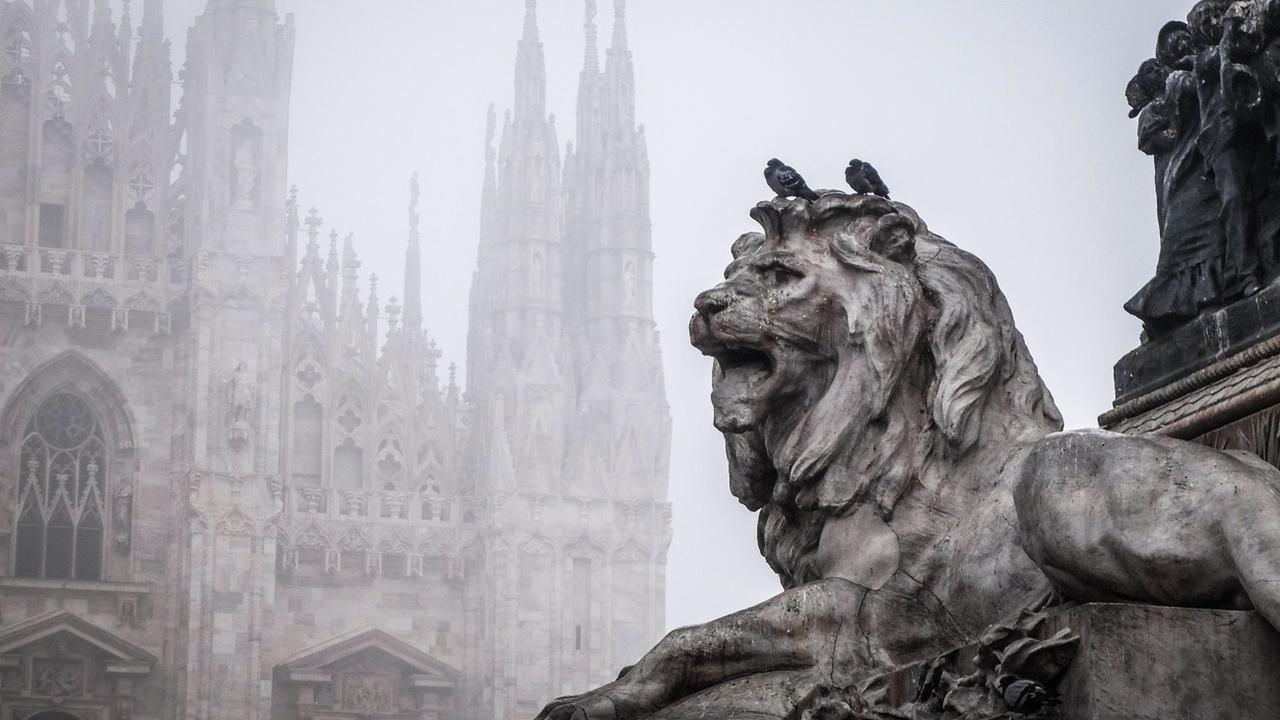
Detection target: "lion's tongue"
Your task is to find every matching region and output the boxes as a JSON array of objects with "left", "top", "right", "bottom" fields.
[{"left": 712, "top": 358, "right": 772, "bottom": 430}]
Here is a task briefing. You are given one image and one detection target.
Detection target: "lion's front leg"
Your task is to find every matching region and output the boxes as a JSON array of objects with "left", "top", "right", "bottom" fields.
[{"left": 533, "top": 579, "right": 871, "bottom": 720}]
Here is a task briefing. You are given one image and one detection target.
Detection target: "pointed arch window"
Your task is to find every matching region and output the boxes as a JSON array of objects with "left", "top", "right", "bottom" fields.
[
  {"left": 4, "top": 30, "right": 31, "bottom": 67},
  {"left": 14, "top": 392, "right": 107, "bottom": 581}
]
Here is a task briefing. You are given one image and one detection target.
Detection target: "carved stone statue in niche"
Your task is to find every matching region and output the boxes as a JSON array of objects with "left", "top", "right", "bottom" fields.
[
  {"left": 226, "top": 361, "right": 256, "bottom": 448},
  {"left": 231, "top": 138, "right": 258, "bottom": 209},
  {"left": 113, "top": 479, "right": 133, "bottom": 550},
  {"left": 0, "top": 473, "right": 14, "bottom": 534},
  {"left": 1125, "top": 0, "right": 1280, "bottom": 338}
]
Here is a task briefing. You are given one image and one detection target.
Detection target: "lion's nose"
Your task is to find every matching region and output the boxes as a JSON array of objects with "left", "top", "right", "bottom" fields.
[{"left": 694, "top": 288, "right": 731, "bottom": 316}]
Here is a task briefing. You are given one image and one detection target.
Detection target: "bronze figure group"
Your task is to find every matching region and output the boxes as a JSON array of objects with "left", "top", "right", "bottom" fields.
[{"left": 1127, "top": 0, "right": 1280, "bottom": 336}]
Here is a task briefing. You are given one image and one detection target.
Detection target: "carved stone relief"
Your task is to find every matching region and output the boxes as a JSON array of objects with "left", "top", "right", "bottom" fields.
[{"left": 112, "top": 478, "right": 133, "bottom": 550}]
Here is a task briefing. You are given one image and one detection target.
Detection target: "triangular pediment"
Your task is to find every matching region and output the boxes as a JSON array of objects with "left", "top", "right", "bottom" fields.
[
  {"left": 0, "top": 611, "right": 156, "bottom": 669},
  {"left": 278, "top": 627, "right": 458, "bottom": 682}
]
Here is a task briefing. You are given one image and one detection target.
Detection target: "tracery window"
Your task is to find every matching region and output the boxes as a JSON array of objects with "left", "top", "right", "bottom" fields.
[{"left": 14, "top": 393, "right": 107, "bottom": 581}]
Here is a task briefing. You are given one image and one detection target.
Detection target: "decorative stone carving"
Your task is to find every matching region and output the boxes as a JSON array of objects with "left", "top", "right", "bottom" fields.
[
  {"left": 342, "top": 674, "right": 395, "bottom": 712},
  {"left": 301, "top": 486, "right": 324, "bottom": 513},
  {"left": 113, "top": 478, "right": 133, "bottom": 550},
  {"left": 215, "top": 507, "right": 255, "bottom": 537},
  {"left": 188, "top": 472, "right": 203, "bottom": 507},
  {"left": 0, "top": 472, "right": 14, "bottom": 535},
  {"left": 342, "top": 489, "right": 367, "bottom": 515},
  {"left": 225, "top": 361, "right": 256, "bottom": 449},
  {"left": 338, "top": 527, "right": 372, "bottom": 552},
  {"left": 32, "top": 657, "right": 83, "bottom": 697},
  {"left": 535, "top": 189, "right": 1280, "bottom": 719},
  {"left": 294, "top": 522, "right": 330, "bottom": 549},
  {"left": 381, "top": 491, "right": 409, "bottom": 519},
  {"left": 118, "top": 597, "right": 138, "bottom": 629},
  {"left": 268, "top": 476, "right": 284, "bottom": 518},
  {"left": 379, "top": 532, "right": 412, "bottom": 556},
  {"left": 804, "top": 607, "right": 1079, "bottom": 719}
]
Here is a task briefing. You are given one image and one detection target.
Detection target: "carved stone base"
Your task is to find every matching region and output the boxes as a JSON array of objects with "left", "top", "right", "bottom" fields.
[
  {"left": 1100, "top": 324, "right": 1280, "bottom": 442},
  {"left": 1113, "top": 280, "right": 1280, "bottom": 404},
  {"left": 859, "top": 604, "right": 1280, "bottom": 720},
  {"left": 1046, "top": 604, "right": 1280, "bottom": 720}
]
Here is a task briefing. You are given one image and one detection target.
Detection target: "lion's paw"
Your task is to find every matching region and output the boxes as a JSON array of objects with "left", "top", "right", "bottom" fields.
[{"left": 534, "top": 691, "right": 618, "bottom": 720}]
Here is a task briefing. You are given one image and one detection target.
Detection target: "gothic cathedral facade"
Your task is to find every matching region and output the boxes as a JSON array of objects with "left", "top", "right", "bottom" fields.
[{"left": 0, "top": 1, "right": 672, "bottom": 719}]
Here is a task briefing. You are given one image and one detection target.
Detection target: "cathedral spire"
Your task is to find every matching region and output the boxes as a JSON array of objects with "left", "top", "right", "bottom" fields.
[
  {"left": 523, "top": 0, "right": 538, "bottom": 41},
  {"left": 341, "top": 232, "right": 361, "bottom": 308},
  {"left": 479, "top": 105, "right": 498, "bottom": 260},
  {"left": 513, "top": 0, "right": 547, "bottom": 121},
  {"left": 90, "top": 0, "right": 115, "bottom": 50},
  {"left": 483, "top": 104, "right": 497, "bottom": 197},
  {"left": 203, "top": 0, "right": 277, "bottom": 14},
  {"left": 610, "top": 0, "right": 628, "bottom": 52},
  {"left": 575, "top": 0, "right": 604, "bottom": 153},
  {"left": 604, "top": 0, "right": 636, "bottom": 135},
  {"left": 142, "top": 0, "right": 163, "bottom": 38},
  {"left": 584, "top": 0, "right": 600, "bottom": 74},
  {"left": 403, "top": 173, "right": 423, "bottom": 336}
]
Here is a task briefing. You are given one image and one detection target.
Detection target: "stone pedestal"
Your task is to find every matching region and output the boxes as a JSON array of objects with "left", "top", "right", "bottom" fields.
[
  {"left": 1113, "top": 282, "right": 1280, "bottom": 404},
  {"left": 862, "top": 604, "right": 1280, "bottom": 720},
  {"left": 1102, "top": 282, "right": 1280, "bottom": 452},
  {"left": 1045, "top": 604, "right": 1280, "bottom": 720}
]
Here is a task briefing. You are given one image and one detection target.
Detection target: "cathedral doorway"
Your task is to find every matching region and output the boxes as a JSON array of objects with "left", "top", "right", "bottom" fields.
[{"left": 25, "top": 712, "right": 84, "bottom": 720}]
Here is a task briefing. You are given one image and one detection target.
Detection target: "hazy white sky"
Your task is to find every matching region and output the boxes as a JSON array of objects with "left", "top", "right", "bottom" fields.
[{"left": 151, "top": 0, "right": 1192, "bottom": 630}]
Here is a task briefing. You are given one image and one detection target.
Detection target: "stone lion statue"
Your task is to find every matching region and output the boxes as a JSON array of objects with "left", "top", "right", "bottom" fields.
[{"left": 535, "top": 192, "right": 1280, "bottom": 720}]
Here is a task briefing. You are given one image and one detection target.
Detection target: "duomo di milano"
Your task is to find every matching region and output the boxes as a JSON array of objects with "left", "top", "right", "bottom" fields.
[{"left": 0, "top": 0, "right": 672, "bottom": 718}]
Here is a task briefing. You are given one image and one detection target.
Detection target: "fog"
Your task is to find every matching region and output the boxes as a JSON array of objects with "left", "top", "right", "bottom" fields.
[{"left": 147, "top": 0, "right": 1190, "bottom": 630}]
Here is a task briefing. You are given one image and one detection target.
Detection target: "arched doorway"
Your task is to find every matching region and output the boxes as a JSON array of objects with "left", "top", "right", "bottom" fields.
[{"left": 26, "top": 711, "right": 83, "bottom": 720}]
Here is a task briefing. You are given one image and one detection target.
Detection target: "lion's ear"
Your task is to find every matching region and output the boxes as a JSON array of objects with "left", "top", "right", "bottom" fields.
[
  {"left": 732, "top": 232, "right": 765, "bottom": 260},
  {"left": 871, "top": 214, "right": 917, "bottom": 264}
]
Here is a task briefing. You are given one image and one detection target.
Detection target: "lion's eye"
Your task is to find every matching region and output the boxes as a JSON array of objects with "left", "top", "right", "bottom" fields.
[{"left": 761, "top": 263, "right": 803, "bottom": 286}]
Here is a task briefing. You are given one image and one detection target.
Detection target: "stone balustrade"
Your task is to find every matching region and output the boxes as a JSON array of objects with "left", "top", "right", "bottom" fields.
[
  {"left": 288, "top": 484, "right": 469, "bottom": 525},
  {"left": 0, "top": 242, "right": 181, "bottom": 332}
]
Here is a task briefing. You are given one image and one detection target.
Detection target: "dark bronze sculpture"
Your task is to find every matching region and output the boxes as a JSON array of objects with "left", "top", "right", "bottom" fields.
[{"left": 1125, "top": 0, "right": 1280, "bottom": 338}]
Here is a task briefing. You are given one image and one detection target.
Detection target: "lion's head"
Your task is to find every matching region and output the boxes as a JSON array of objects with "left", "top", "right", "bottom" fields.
[{"left": 689, "top": 193, "right": 1062, "bottom": 587}]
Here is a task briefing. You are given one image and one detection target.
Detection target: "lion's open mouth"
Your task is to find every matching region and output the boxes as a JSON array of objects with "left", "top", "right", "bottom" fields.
[
  {"left": 714, "top": 346, "right": 773, "bottom": 384},
  {"left": 709, "top": 345, "right": 777, "bottom": 432}
]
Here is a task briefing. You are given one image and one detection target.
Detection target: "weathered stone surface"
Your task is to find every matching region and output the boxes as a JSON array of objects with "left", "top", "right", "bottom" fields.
[
  {"left": 823, "top": 604, "right": 1280, "bottom": 720},
  {"left": 1045, "top": 604, "right": 1280, "bottom": 720}
]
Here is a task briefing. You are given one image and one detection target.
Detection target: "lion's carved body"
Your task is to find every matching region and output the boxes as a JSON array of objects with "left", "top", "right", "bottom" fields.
[{"left": 534, "top": 194, "right": 1280, "bottom": 720}]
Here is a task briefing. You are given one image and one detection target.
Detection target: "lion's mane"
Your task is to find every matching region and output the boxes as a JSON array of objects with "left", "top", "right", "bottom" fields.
[{"left": 727, "top": 195, "right": 1063, "bottom": 588}]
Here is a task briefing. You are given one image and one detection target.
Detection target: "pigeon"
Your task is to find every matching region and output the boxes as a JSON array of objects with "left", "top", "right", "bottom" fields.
[
  {"left": 999, "top": 676, "right": 1058, "bottom": 715},
  {"left": 845, "top": 159, "right": 891, "bottom": 198},
  {"left": 765, "top": 158, "right": 820, "bottom": 201}
]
